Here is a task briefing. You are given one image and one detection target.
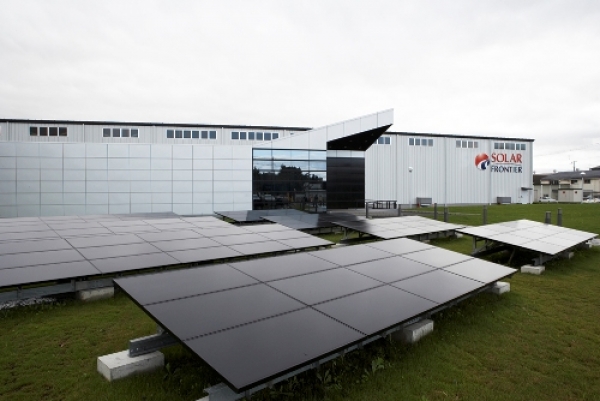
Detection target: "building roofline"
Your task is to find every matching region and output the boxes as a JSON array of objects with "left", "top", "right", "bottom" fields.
[
  {"left": 0, "top": 118, "right": 312, "bottom": 132},
  {"left": 387, "top": 131, "right": 534, "bottom": 142}
]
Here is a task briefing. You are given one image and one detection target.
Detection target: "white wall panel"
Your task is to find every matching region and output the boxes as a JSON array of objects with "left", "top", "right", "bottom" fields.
[
  {"left": 232, "top": 146, "right": 251, "bottom": 159},
  {"left": 173, "top": 159, "right": 193, "bottom": 170},
  {"left": 19, "top": 205, "right": 40, "bottom": 217},
  {"left": 0, "top": 168, "right": 15, "bottom": 180},
  {"left": 17, "top": 181, "right": 39, "bottom": 192},
  {"left": 361, "top": 114, "right": 378, "bottom": 132},
  {"left": 214, "top": 192, "right": 234, "bottom": 203},
  {"left": 290, "top": 133, "right": 310, "bottom": 149},
  {"left": 325, "top": 123, "right": 344, "bottom": 142},
  {"left": 193, "top": 146, "right": 212, "bottom": 159},
  {"left": 130, "top": 145, "right": 151, "bottom": 158},
  {"left": 131, "top": 193, "right": 152, "bottom": 203},
  {"left": 151, "top": 181, "right": 172, "bottom": 192},
  {"left": 151, "top": 145, "right": 172, "bottom": 158},
  {"left": 64, "top": 205, "right": 87, "bottom": 215},
  {"left": 151, "top": 159, "right": 172, "bottom": 170},
  {"left": 214, "top": 146, "right": 233, "bottom": 159},
  {"left": 131, "top": 203, "right": 152, "bottom": 213},
  {"left": 193, "top": 204, "right": 212, "bottom": 215},
  {"left": 151, "top": 204, "right": 172, "bottom": 213},
  {"left": 108, "top": 181, "right": 130, "bottom": 192},
  {"left": 64, "top": 158, "right": 86, "bottom": 170},
  {"left": 213, "top": 181, "right": 233, "bottom": 192},
  {"left": 233, "top": 192, "right": 252, "bottom": 203},
  {"left": 41, "top": 181, "right": 63, "bottom": 192},
  {"left": 17, "top": 157, "right": 40, "bottom": 169},
  {"left": 0, "top": 180, "right": 16, "bottom": 192},
  {"left": 64, "top": 170, "right": 85, "bottom": 181},
  {"left": 37, "top": 144, "right": 62, "bottom": 158},
  {"left": 173, "top": 145, "right": 192, "bottom": 159},
  {"left": 41, "top": 193, "right": 63, "bottom": 204},
  {"left": 232, "top": 159, "right": 251, "bottom": 171},
  {"left": 41, "top": 205, "right": 64, "bottom": 216},
  {"left": 129, "top": 170, "right": 151, "bottom": 180},
  {"left": 108, "top": 145, "right": 129, "bottom": 158},
  {"left": 0, "top": 193, "right": 16, "bottom": 206},
  {"left": 214, "top": 160, "right": 233, "bottom": 170},
  {"left": 193, "top": 192, "right": 212, "bottom": 203},
  {"left": 173, "top": 193, "right": 193, "bottom": 203},
  {"left": 40, "top": 158, "right": 63, "bottom": 169},
  {"left": 86, "top": 205, "right": 109, "bottom": 215},
  {"left": 0, "top": 157, "right": 16, "bottom": 168},
  {"left": 87, "top": 181, "right": 109, "bottom": 193},
  {"left": 214, "top": 170, "right": 233, "bottom": 180},
  {"left": 0, "top": 143, "right": 16, "bottom": 156},
  {"left": 173, "top": 170, "right": 193, "bottom": 181},
  {"left": 213, "top": 203, "right": 233, "bottom": 212},
  {"left": 64, "top": 144, "right": 86, "bottom": 158},
  {"left": 193, "top": 159, "right": 212, "bottom": 169},
  {"left": 173, "top": 204, "right": 193, "bottom": 215},
  {"left": 16, "top": 143, "right": 39, "bottom": 157},
  {"left": 130, "top": 158, "right": 151, "bottom": 170},
  {"left": 86, "top": 144, "right": 107, "bottom": 158},
  {"left": 64, "top": 182, "right": 85, "bottom": 193},
  {"left": 17, "top": 193, "right": 40, "bottom": 205},
  {"left": 87, "top": 170, "right": 108, "bottom": 181},
  {"left": 232, "top": 181, "right": 252, "bottom": 192},
  {"left": 131, "top": 181, "right": 152, "bottom": 192},
  {"left": 194, "top": 170, "right": 212, "bottom": 180},
  {"left": 108, "top": 158, "right": 129, "bottom": 170},
  {"left": 109, "top": 193, "right": 130, "bottom": 204},
  {"left": 109, "top": 204, "right": 131, "bottom": 214},
  {"left": 86, "top": 192, "right": 108, "bottom": 204},
  {"left": 0, "top": 205, "right": 18, "bottom": 218},
  {"left": 64, "top": 193, "right": 85, "bottom": 204},
  {"left": 86, "top": 158, "right": 107, "bottom": 170},
  {"left": 172, "top": 181, "right": 192, "bottom": 192},
  {"left": 151, "top": 170, "right": 172, "bottom": 180}
]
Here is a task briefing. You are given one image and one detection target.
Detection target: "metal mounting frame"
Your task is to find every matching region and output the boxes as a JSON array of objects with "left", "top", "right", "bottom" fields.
[{"left": 0, "top": 278, "right": 114, "bottom": 304}]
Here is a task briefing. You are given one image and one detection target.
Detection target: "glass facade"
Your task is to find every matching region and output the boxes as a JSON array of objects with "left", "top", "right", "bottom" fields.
[{"left": 252, "top": 149, "right": 327, "bottom": 210}]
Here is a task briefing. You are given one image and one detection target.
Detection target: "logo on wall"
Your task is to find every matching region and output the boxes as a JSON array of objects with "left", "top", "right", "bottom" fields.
[{"left": 475, "top": 153, "right": 490, "bottom": 170}]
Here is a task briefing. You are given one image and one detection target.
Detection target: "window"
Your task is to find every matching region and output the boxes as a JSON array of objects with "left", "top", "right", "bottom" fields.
[
  {"left": 103, "top": 128, "right": 111, "bottom": 137},
  {"left": 131, "top": 129, "right": 139, "bottom": 138},
  {"left": 192, "top": 130, "right": 199, "bottom": 139},
  {"left": 584, "top": 179, "right": 591, "bottom": 184},
  {"left": 121, "top": 128, "right": 130, "bottom": 138},
  {"left": 272, "top": 133, "right": 279, "bottom": 140},
  {"left": 30, "top": 127, "right": 38, "bottom": 136},
  {"left": 428, "top": 139, "right": 433, "bottom": 146},
  {"left": 59, "top": 127, "right": 67, "bottom": 136},
  {"left": 112, "top": 128, "right": 120, "bottom": 137},
  {"left": 377, "top": 137, "right": 391, "bottom": 145},
  {"left": 256, "top": 132, "right": 263, "bottom": 140},
  {"left": 167, "top": 129, "right": 174, "bottom": 138},
  {"left": 240, "top": 132, "right": 247, "bottom": 140},
  {"left": 456, "top": 140, "right": 478, "bottom": 148},
  {"left": 468, "top": 141, "right": 473, "bottom": 148},
  {"left": 201, "top": 130, "right": 208, "bottom": 139},
  {"left": 264, "top": 132, "right": 272, "bottom": 141},
  {"left": 415, "top": 138, "right": 421, "bottom": 146},
  {"left": 231, "top": 131, "right": 239, "bottom": 140},
  {"left": 209, "top": 130, "right": 216, "bottom": 139},
  {"left": 571, "top": 180, "right": 578, "bottom": 184},
  {"left": 49, "top": 127, "right": 58, "bottom": 136},
  {"left": 184, "top": 130, "right": 191, "bottom": 138},
  {"left": 175, "top": 130, "right": 182, "bottom": 138},
  {"left": 248, "top": 132, "right": 255, "bottom": 140}
]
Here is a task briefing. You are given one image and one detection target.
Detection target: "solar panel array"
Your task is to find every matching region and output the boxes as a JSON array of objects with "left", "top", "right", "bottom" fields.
[
  {"left": 0, "top": 214, "right": 331, "bottom": 289},
  {"left": 115, "top": 238, "right": 516, "bottom": 392},
  {"left": 215, "top": 209, "right": 308, "bottom": 223},
  {"left": 333, "top": 215, "right": 465, "bottom": 239},
  {"left": 263, "top": 212, "right": 366, "bottom": 230},
  {"left": 458, "top": 219, "right": 598, "bottom": 255}
]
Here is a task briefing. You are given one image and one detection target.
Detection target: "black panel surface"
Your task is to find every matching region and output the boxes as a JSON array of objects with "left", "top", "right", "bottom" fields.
[
  {"left": 184, "top": 308, "right": 363, "bottom": 391},
  {"left": 168, "top": 247, "right": 242, "bottom": 263},
  {"left": 150, "top": 238, "right": 221, "bottom": 252},
  {"left": 277, "top": 237, "right": 332, "bottom": 249},
  {"left": 78, "top": 243, "right": 161, "bottom": 260},
  {"left": 0, "top": 261, "right": 100, "bottom": 288},
  {"left": 91, "top": 253, "right": 180, "bottom": 274},
  {"left": 230, "top": 253, "right": 338, "bottom": 282},
  {"left": 443, "top": 259, "right": 516, "bottom": 283},
  {"left": 0, "top": 249, "right": 85, "bottom": 270},
  {"left": 365, "top": 238, "right": 435, "bottom": 255},
  {"left": 326, "top": 156, "right": 365, "bottom": 210},
  {"left": 309, "top": 245, "right": 393, "bottom": 266},
  {"left": 229, "top": 241, "right": 292, "bottom": 256},
  {"left": 268, "top": 268, "right": 382, "bottom": 305},
  {"left": 402, "top": 248, "right": 472, "bottom": 268},
  {"left": 347, "top": 256, "right": 436, "bottom": 283},
  {"left": 137, "top": 230, "right": 204, "bottom": 242},
  {"left": 146, "top": 284, "right": 304, "bottom": 339},
  {"left": 391, "top": 270, "right": 483, "bottom": 304},
  {"left": 213, "top": 233, "right": 270, "bottom": 246},
  {"left": 66, "top": 234, "right": 146, "bottom": 248},
  {"left": 115, "top": 265, "right": 258, "bottom": 305},
  {"left": 0, "top": 238, "right": 72, "bottom": 255},
  {"left": 314, "top": 285, "right": 438, "bottom": 335}
]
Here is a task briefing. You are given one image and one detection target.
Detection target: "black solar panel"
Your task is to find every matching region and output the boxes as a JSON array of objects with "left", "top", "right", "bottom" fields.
[
  {"left": 215, "top": 209, "right": 308, "bottom": 223},
  {"left": 0, "top": 215, "right": 332, "bottom": 288},
  {"left": 333, "top": 216, "right": 465, "bottom": 240},
  {"left": 115, "top": 238, "right": 516, "bottom": 392},
  {"left": 263, "top": 212, "right": 366, "bottom": 230}
]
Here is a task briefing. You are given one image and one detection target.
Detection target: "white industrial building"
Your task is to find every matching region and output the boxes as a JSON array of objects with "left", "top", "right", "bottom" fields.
[{"left": 0, "top": 109, "right": 534, "bottom": 218}]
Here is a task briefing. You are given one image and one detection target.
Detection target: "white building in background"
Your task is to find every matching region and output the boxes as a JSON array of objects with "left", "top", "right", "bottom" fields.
[{"left": 0, "top": 110, "right": 534, "bottom": 218}]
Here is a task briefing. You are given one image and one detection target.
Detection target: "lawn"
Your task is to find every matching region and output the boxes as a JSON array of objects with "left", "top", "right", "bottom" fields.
[{"left": 1, "top": 204, "right": 599, "bottom": 400}]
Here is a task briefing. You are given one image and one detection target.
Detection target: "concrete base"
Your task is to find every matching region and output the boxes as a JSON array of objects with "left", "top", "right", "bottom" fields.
[
  {"left": 97, "top": 350, "right": 164, "bottom": 381},
  {"left": 521, "top": 265, "right": 545, "bottom": 275},
  {"left": 452, "top": 233, "right": 463, "bottom": 239},
  {"left": 590, "top": 238, "right": 600, "bottom": 246},
  {"left": 77, "top": 286, "right": 114, "bottom": 302},
  {"left": 560, "top": 251, "right": 575, "bottom": 259},
  {"left": 487, "top": 281, "right": 510, "bottom": 295},
  {"left": 393, "top": 319, "right": 434, "bottom": 344}
]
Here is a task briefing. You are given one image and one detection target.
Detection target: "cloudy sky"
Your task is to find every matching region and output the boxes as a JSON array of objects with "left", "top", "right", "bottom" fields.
[{"left": 1, "top": 0, "right": 599, "bottom": 173}]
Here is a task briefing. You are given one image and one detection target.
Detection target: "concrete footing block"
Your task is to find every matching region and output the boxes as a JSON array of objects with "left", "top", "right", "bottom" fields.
[
  {"left": 590, "top": 238, "right": 600, "bottom": 246},
  {"left": 393, "top": 319, "right": 434, "bottom": 344},
  {"left": 77, "top": 286, "right": 114, "bottom": 302},
  {"left": 453, "top": 233, "right": 463, "bottom": 239},
  {"left": 560, "top": 251, "right": 575, "bottom": 259},
  {"left": 97, "top": 350, "right": 164, "bottom": 381},
  {"left": 521, "top": 265, "right": 545, "bottom": 275},
  {"left": 487, "top": 281, "right": 510, "bottom": 295}
]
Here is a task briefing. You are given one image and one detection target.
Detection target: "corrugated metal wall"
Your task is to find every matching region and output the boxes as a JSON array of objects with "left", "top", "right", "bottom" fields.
[{"left": 366, "top": 134, "right": 534, "bottom": 205}]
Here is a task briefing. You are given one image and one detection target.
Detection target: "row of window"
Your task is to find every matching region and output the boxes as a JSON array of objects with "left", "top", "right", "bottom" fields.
[
  {"left": 103, "top": 128, "right": 140, "bottom": 138},
  {"left": 30, "top": 126, "right": 68, "bottom": 136},
  {"left": 456, "top": 140, "right": 479, "bottom": 149},
  {"left": 232, "top": 131, "right": 279, "bottom": 141},
  {"left": 376, "top": 137, "right": 391, "bottom": 145},
  {"left": 494, "top": 142, "right": 526, "bottom": 150},
  {"left": 166, "top": 130, "right": 217, "bottom": 139},
  {"left": 410, "top": 138, "right": 434, "bottom": 146}
]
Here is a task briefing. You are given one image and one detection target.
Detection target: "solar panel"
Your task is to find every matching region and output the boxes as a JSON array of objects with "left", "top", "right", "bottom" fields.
[
  {"left": 215, "top": 209, "right": 308, "bottom": 223},
  {"left": 333, "top": 216, "right": 465, "bottom": 240},
  {"left": 115, "top": 238, "right": 516, "bottom": 392},
  {"left": 458, "top": 219, "right": 597, "bottom": 256},
  {"left": 0, "top": 215, "right": 332, "bottom": 289},
  {"left": 263, "top": 212, "right": 366, "bottom": 230}
]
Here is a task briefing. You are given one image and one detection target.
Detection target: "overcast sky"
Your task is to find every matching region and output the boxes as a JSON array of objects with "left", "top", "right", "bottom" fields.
[{"left": 1, "top": 0, "right": 599, "bottom": 173}]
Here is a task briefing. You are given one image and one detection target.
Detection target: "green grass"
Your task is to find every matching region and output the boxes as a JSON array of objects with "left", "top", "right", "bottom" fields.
[{"left": 1, "top": 204, "right": 599, "bottom": 400}]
